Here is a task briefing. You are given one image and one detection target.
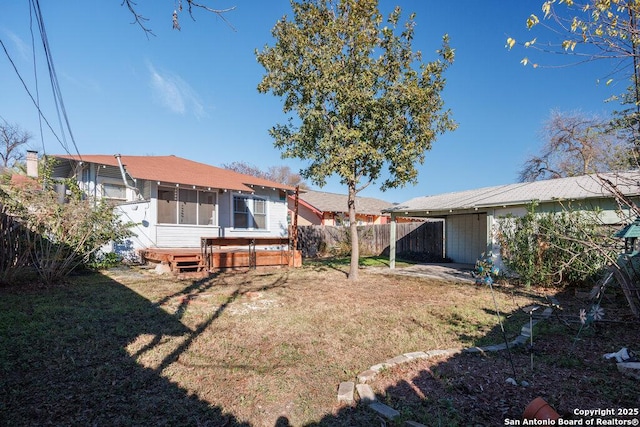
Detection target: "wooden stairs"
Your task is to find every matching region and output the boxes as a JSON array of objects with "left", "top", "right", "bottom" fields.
[{"left": 167, "top": 253, "right": 206, "bottom": 274}]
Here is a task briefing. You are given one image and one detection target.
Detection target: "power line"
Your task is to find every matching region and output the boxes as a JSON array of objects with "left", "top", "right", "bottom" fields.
[
  {"left": 29, "top": 0, "right": 45, "bottom": 156},
  {"left": 0, "top": 1, "right": 84, "bottom": 159},
  {"left": 0, "top": 38, "right": 67, "bottom": 155},
  {"left": 30, "top": 0, "right": 82, "bottom": 160}
]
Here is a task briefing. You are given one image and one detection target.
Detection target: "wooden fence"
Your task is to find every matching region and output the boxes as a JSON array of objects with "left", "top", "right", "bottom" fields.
[
  {"left": 0, "top": 205, "right": 31, "bottom": 283},
  {"left": 296, "top": 221, "right": 443, "bottom": 258}
]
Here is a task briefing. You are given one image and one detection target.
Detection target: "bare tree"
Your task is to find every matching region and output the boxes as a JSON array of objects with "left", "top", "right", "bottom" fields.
[
  {"left": 265, "top": 165, "right": 308, "bottom": 190},
  {"left": 519, "top": 111, "right": 631, "bottom": 182},
  {"left": 0, "top": 120, "right": 31, "bottom": 169},
  {"left": 121, "top": 0, "right": 236, "bottom": 35},
  {"left": 222, "top": 161, "right": 308, "bottom": 189}
]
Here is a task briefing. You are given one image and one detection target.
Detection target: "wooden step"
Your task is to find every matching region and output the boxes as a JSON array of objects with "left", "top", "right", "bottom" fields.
[
  {"left": 169, "top": 254, "right": 202, "bottom": 262},
  {"left": 169, "top": 253, "right": 205, "bottom": 273}
]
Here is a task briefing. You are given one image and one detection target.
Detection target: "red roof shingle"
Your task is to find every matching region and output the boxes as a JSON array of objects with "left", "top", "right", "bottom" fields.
[{"left": 53, "top": 154, "right": 295, "bottom": 193}]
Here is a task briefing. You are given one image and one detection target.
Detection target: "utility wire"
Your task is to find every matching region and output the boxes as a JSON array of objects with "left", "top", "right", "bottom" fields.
[
  {"left": 0, "top": 38, "right": 67, "bottom": 154},
  {"left": 30, "top": 0, "right": 82, "bottom": 161},
  {"left": 29, "top": 0, "right": 45, "bottom": 156}
]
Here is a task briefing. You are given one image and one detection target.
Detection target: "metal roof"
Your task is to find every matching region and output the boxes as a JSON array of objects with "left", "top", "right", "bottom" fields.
[{"left": 386, "top": 171, "right": 640, "bottom": 214}]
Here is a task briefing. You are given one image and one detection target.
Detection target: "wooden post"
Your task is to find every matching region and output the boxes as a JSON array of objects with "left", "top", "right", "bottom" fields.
[
  {"left": 292, "top": 186, "right": 299, "bottom": 252},
  {"left": 390, "top": 214, "right": 396, "bottom": 269}
]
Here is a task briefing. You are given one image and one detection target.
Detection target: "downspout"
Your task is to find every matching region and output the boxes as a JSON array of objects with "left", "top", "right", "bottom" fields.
[{"left": 114, "top": 154, "right": 143, "bottom": 201}]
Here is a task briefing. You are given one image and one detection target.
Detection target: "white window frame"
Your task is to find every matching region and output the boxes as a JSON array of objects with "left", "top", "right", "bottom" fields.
[{"left": 233, "top": 195, "right": 268, "bottom": 230}]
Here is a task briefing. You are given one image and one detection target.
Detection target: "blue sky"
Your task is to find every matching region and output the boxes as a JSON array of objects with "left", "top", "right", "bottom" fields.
[{"left": 0, "top": 1, "right": 624, "bottom": 203}]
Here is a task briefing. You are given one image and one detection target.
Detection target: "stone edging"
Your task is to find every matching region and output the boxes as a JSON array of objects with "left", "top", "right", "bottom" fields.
[{"left": 337, "top": 299, "right": 558, "bottom": 424}]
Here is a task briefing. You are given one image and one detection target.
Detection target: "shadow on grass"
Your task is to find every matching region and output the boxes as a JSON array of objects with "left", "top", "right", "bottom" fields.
[
  {"left": 2, "top": 268, "right": 638, "bottom": 426},
  {"left": 304, "top": 255, "right": 415, "bottom": 278},
  {"left": 308, "top": 283, "right": 640, "bottom": 426},
  {"left": 0, "top": 272, "right": 252, "bottom": 426}
]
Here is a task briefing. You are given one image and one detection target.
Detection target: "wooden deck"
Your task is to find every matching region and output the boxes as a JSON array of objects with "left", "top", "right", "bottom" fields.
[{"left": 140, "top": 241, "right": 301, "bottom": 275}]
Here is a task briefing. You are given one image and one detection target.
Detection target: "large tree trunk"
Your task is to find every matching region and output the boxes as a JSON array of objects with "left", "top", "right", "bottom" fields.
[{"left": 348, "top": 182, "right": 359, "bottom": 281}]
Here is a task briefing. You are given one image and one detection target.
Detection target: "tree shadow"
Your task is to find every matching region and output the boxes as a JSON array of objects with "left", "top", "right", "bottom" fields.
[
  {"left": 2, "top": 264, "right": 638, "bottom": 426},
  {"left": 307, "top": 283, "right": 640, "bottom": 426},
  {"left": 0, "top": 272, "right": 254, "bottom": 426}
]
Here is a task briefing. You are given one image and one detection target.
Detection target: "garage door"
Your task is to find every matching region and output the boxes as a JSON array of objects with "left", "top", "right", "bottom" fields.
[{"left": 445, "top": 214, "right": 487, "bottom": 264}]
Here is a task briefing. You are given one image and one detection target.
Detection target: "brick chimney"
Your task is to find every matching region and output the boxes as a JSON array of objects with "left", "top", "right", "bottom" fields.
[{"left": 26, "top": 150, "right": 38, "bottom": 178}]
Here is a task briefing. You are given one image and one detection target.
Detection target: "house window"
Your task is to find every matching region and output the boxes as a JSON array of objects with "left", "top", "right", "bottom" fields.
[
  {"left": 158, "top": 186, "right": 217, "bottom": 225},
  {"left": 101, "top": 182, "right": 127, "bottom": 201},
  {"left": 234, "top": 196, "right": 267, "bottom": 229}
]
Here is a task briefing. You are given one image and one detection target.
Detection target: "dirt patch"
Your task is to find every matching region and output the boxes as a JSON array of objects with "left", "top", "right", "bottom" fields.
[{"left": 370, "top": 288, "right": 640, "bottom": 425}]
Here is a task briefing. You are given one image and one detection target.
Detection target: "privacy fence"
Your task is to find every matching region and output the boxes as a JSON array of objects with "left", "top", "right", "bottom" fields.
[
  {"left": 0, "top": 205, "right": 31, "bottom": 284},
  {"left": 296, "top": 221, "right": 444, "bottom": 259}
]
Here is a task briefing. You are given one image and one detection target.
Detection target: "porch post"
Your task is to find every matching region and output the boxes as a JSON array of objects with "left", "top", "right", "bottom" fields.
[{"left": 389, "top": 214, "right": 396, "bottom": 269}]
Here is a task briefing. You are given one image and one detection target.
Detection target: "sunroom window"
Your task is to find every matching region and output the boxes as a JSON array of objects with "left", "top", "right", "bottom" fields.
[{"left": 158, "top": 186, "right": 217, "bottom": 225}]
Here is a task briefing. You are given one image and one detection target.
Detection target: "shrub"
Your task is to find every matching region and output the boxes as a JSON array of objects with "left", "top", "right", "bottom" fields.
[
  {"left": 0, "top": 171, "right": 132, "bottom": 285},
  {"left": 496, "top": 203, "right": 617, "bottom": 288}
]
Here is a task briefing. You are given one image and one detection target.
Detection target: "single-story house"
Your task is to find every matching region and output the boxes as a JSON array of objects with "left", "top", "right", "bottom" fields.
[
  {"left": 288, "top": 189, "right": 394, "bottom": 226},
  {"left": 49, "top": 154, "right": 295, "bottom": 259},
  {"left": 384, "top": 171, "right": 640, "bottom": 266}
]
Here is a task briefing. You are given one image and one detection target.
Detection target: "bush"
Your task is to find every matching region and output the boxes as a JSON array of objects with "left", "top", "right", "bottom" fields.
[
  {"left": 1, "top": 170, "right": 132, "bottom": 285},
  {"left": 496, "top": 203, "right": 617, "bottom": 288}
]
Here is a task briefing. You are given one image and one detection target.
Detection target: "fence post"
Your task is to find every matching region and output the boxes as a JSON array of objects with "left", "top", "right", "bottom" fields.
[{"left": 389, "top": 214, "right": 396, "bottom": 269}]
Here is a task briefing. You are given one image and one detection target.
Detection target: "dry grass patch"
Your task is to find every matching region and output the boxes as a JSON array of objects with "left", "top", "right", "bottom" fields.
[{"left": 0, "top": 263, "right": 545, "bottom": 426}]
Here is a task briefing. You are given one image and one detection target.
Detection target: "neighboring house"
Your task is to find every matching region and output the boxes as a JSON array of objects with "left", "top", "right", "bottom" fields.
[
  {"left": 289, "top": 189, "right": 393, "bottom": 226},
  {"left": 50, "top": 154, "right": 295, "bottom": 257},
  {"left": 385, "top": 171, "right": 640, "bottom": 265}
]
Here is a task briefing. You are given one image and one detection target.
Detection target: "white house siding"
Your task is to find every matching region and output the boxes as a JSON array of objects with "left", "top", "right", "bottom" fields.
[
  {"left": 446, "top": 214, "right": 488, "bottom": 264},
  {"left": 111, "top": 201, "right": 155, "bottom": 259},
  {"left": 156, "top": 225, "right": 221, "bottom": 248}
]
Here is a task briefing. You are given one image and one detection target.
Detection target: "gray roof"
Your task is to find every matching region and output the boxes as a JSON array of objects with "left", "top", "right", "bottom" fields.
[
  {"left": 386, "top": 171, "right": 640, "bottom": 214},
  {"left": 301, "top": 190, "right": 393, "bottom": 216}
]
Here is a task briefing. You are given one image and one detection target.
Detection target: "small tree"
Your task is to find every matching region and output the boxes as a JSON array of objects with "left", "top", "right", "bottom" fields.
[{"left": 256, "top": 0, "right": 456, "bottom": 280}]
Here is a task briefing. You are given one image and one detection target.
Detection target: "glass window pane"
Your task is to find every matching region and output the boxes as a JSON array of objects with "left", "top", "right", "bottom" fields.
[
  {"left": 234, "top": 196, "right": 249, "bottom": 228},
  {"left": 254, "top": 199, "right": 266, "bottom": 214},
  {"left": 234, "top": 212, "right": 248, "bottom": 228},
  {"left": 179, "top": 189, "right": 198, "bottom": 224},
  {"left": 254, "top": 213, "right": 266, "bottom": 229},
  {"left": 158, "top": 187, "right": 177, "bottom": 224},
  {"left": 102, "top": 183, "right": 126, "bottom": 200},
  {"left": 234, "top": 197, "right": 249, "bottom": 213},
  {"left": 198, "top": 191, "right": 216, "bottom": 225}
]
